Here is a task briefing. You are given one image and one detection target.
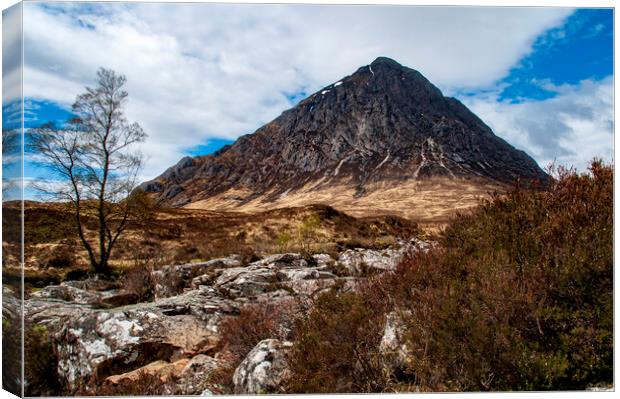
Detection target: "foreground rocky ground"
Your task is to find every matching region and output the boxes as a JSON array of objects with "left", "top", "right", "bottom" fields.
[{"left": 3, "top": 238, "right": 432, "bottom": 395}]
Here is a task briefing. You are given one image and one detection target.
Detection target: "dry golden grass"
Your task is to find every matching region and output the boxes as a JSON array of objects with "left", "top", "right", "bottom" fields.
[
  {"left": 185, "top": 177, "right": 504, "bottom": 228},
  {"left": 5, "top": 202, "right": 418, "bottom": 289}
]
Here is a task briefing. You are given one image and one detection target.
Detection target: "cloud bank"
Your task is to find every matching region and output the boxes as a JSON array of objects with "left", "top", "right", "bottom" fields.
[
  {"left": 20, "top": 2, "right": 610, "bottom": 182},
  {"left": 462, "top": 77, "right": 613, "bottom": 171}
]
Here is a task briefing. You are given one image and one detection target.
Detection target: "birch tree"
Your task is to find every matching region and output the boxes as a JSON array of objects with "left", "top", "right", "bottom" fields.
[{"left": 31, "top": 68, "right": 147, "bottom": 274}]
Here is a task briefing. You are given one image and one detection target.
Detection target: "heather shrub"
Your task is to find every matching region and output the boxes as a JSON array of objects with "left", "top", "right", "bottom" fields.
[
  {"left": 210, "top": 300, "right": 296, "bottom": 392},
  {"left": 286, "top": 287, "right": 391, "bottom": 393},
  {"left": 81, "top": 370, "right": 179, "bottom": 396},
  {"left": 121, "top": 253, "right": 156, "bottom": 303},
  {"left": 415, "top": 160, "right": 614, "bottom": 390},
  {"left": 286, "top": 160, "right": 613, "bottom": 392}
]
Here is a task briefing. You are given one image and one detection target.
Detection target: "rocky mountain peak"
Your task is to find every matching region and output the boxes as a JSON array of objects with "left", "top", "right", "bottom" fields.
[{"left": 142, "top": 57, "right": 548, "bottom": 209}]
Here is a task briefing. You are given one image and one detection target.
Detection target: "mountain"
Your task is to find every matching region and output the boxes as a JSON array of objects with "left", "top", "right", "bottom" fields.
[{"left": 142, "top": 57, "right": 548, "bottom": 223}]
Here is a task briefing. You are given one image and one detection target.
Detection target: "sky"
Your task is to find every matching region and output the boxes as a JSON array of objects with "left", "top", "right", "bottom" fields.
[{"left": 1, "top": 1, "right": 614, "bottom": 199}]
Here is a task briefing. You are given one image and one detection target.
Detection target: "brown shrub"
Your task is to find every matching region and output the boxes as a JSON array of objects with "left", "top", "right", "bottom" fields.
[
  {"left": 42, "top": 245, "right": 77, "bottom": 269},
  {"left": 121, "top": 256, "right": 156, "bottom": 303},
  {"left": 80, "top": 370, "right": 179, "bottom": 396},
  {"left": 210, "top": 300, "right": 296, "bottom": 393},
  {"left": 285, "top": 160, "right": 613, "bottom": 392}
]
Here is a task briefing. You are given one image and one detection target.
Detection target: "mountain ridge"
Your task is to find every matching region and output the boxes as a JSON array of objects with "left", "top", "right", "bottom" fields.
[{"left": 142, "top": 57, "right": 548, "bottom": 217}]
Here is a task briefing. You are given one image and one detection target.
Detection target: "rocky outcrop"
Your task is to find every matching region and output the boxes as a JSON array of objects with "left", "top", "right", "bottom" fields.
[
  {"left": 153, "top": 256, "right": 242, "bottom": 299},
  {"left": 143, "top": 57, "right": 548, "bottom": 208},
  {"left": 232, "top": 339, "right": 293, "bottom": 394},
  {"left": 337, "top": 238, "right": 434, "bottom": 276},
  {"left": 53, "top": 288, "right": 232, "bottom": 394},
  {"left": 13, "top": 239, "right": 433, "bottom": 395},
  {"left": 213, "top": 253, "right": 338, "bottom": 299}
]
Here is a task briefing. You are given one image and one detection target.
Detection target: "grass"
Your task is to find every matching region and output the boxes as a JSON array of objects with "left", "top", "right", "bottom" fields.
[{"left": 11, "top": 202, "right": 418, "bottom": 291}]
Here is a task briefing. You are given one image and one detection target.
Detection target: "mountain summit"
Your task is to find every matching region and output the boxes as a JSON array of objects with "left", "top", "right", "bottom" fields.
[{"left": 142, "top": 57, "right": 548, "bottom": 220}]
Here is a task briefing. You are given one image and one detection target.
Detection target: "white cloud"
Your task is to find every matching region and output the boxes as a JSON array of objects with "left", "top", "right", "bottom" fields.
[
  {"left": 2, "top": 3, "right": 22, "bottom": 104},
  {"left": 462, "top": 77, "right": 614, "bottom": 171},
  {"left": 21, "top": 3, "right": 576, "bottom": 180}
]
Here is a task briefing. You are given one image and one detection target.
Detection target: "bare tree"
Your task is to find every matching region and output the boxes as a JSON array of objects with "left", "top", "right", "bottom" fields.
[
  {"left": 30, "top": 68, "right": 147, "bottom": 275},
  {"left": 2, "top": 128, "right": 21, "bottom": 199}
]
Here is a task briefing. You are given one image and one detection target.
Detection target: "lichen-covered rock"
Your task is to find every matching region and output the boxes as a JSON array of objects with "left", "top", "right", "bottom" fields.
[
  {"left": 2, "top": 286, "right": 21, "bottom": 321},
  {"left": 379, "top": 310, "right": 414, "bottom": 372},
  {"left": 214, "top": 253, "right": 337, "bottom": 299},
  {"left": 337, "top": 239, "right": 434, "bottom": 276},
  {"left": 51, "top": 287, "right": 239, "bottom": 393},
  {"left": 337, "top": 245, "right": 408, "bottom": 276},
  {"left": 21, "top": 243, "right": 424, "bottom": 395},
  {"left": 102, "top": 354, "right": 220, "bottom": 395},
  {"left": 152, "top": 256, "right": 242, "bottom": 299},
  {"left": 30, "top": 284, "right": 103, "bottom": 304},
  {"left": 232, "top": 339, "right": 293, "bottom": 394}
]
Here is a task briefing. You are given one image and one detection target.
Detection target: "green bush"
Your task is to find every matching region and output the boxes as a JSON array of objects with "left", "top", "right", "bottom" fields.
[
  {"left": 2, "top": 317, "right": 22, "bottom": 396},
  {"left": 24, "top": 322, "right": 60, "bottom": 396}
]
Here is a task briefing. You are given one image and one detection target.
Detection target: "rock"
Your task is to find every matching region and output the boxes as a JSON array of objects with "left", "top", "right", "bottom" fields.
[
  {"left": 2, "top": 286, "right": 21, "bottom": 321},
  {"left": 21, "top": 244, "right": 425, "bottom": 395},
  {"left": 152, "top": 256, "right": 242, "bottom": 299},
  {"left": 281, "top": 276, "right": 359, "bottom": 298},
  {"left": 337, "top": 239, "right": 434, "bottom": 276},
  {"left": 102, "top": 354, "right": 221, "bottom": 395},
  {"left": 30, "top": 284, "right": 103, "bottom": 305},
  {"left": 312, "top": 253, "right": 335, "bottom": 268},
  {"left": 51, "top": 287, "right": 240, "bottom": 393},
  {"left": 214, "top": 253, "right": 337, "bottom": 299},
  {"left": 337, "top": 247, "right": 404, "bottom": 276},
  {"left": 379, "top": 310, "right": 414, "bottom": 372},
  {"left": 99, "top": 291, "right": 140, "bottom": 308},
  {"left": 175, "top": 354, "right": 221, "bottom": 394},
  {"left": 232, "top": 339, "right": 293, "bottom": 394},
  {"left": 61, "top": 278, "right": 120, "bottom": 292}
]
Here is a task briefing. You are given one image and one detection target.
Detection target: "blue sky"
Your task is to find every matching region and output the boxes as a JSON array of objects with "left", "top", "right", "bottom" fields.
[
  {"left": 2, "top": 3, "right": 614, "bottom": 200},
  {"left": 497, "top": 8, "right": 613, "bottom": 102}
]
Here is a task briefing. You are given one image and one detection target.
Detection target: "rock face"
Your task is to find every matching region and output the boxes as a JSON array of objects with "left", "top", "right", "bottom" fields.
[
  {"left": 142, "top": 57, "right": 548, "bottom": 208},
  {"left": 232, "top": 339, "right": 293, "bottom": 394},
  {"left": 152, "top": 256, "right": 242, "bottom": 299}
]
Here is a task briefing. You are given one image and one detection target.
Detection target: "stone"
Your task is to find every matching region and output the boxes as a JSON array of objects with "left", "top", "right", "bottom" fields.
[
  {"left": 102, "top": 354, "right": 221, "bottom": 395},
  {"left": 337, "top": 239, "right": 435, "bottom": 276},
  {"left": 213, "top": 253, "right": 337, "bottom": 299},
  {"left": 379, "top": 310, "right": 414, "bottom": 372},
  {"left": 232, "top": 339, "right": 293, "bottom": 394},
  {"left": 50, "top": 287, "right": 240, "bottom": 394},
  {"left": 30, "top": 284, "right": 102, "bottom": 305},
  {"left": 152, "top": 256, "right": 242, "bottom": 299}
]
